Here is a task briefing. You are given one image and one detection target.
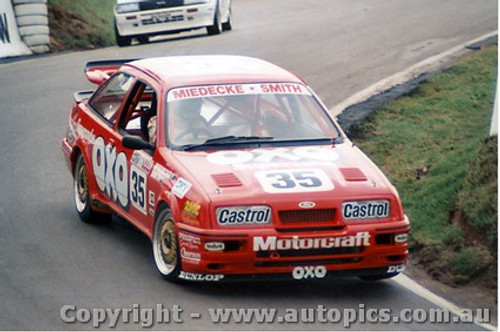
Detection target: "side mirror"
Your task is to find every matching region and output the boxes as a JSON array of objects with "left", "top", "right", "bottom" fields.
[{"left": 122, "top": 135, "right": 155, "bottom": 151}]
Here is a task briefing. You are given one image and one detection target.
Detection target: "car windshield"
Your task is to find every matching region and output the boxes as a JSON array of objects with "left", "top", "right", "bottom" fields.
[{"left": 165, "top": 83, "right": 341, "bottom": 149}]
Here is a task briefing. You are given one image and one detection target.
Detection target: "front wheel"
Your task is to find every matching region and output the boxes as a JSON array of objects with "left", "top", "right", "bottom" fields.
[
  {"left": 114, "top": 24, "right": 131, "bottom": 47},
  {"left": 222, "top": 8, "right": 232, "bottom": 31},
  {"left": 152, "top": 207, "right": 181, "bottom": 281},
  {"left": 206, "top": 5, "right": 222, "bottom": 35}
]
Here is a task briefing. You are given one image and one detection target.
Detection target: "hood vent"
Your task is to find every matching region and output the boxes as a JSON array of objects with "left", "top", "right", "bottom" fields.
[
  {"left": 211, "top": 173, "right": 242, "bottom": 188},
  {"left": 340, "top": 168, "right": 367, "bottom": 182}
]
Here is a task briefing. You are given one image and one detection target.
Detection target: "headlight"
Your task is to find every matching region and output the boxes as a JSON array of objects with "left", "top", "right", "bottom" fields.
[
  {"left": 116, "top": 3, "right": 140, "bottom": 14},
  {"left": 342, "top": 200, "right": 390, "bottom": 221},
  {"left": 184, "top": 0, "right": 210, "bottom": 5},
  {"left": 216, "top": 206, "right": 272, "bottom": 225}
]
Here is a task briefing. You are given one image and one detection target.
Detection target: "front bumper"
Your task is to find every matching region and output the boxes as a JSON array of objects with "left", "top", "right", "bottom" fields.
[
  {"left": 114, "top": 4, "right": 215, "bottom": 37},
  {"left": 176, "top": 218, "right": 410, "bottom": 281}
]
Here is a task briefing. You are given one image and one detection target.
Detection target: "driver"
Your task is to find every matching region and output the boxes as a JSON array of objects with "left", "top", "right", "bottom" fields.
[{"left": 171, "top": 98, "right": 211, "bottom": 144}]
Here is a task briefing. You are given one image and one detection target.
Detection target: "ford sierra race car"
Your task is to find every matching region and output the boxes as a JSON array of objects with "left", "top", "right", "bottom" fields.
[
  {"left": 114, "top": 0, "right": 232, "bottom": 46},
  {"left": 61, "top": 56, "right": 410, "bottom": 282}
]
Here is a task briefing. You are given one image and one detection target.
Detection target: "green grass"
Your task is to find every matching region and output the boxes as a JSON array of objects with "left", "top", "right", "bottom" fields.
[
  {"left": 48, "top": 0, "right": 116, "bottom": 49},
  {"left": 352, "top": 43, "right": 497, "bottom": 283}
]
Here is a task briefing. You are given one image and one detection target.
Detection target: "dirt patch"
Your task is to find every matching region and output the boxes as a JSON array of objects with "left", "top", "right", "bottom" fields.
[{"left": 404, "top": 262, "right": 497, "bottom": 326}]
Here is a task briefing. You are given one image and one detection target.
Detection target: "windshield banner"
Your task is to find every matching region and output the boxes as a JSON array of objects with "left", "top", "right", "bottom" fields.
[{"left": 168, "top": 83, "right": 312, "bottom": 101}]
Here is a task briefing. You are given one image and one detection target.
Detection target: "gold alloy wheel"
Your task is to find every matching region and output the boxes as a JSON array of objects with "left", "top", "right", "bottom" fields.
[
  {"left": 153, "top": 212, "right": 179, "bottom": 277},
  {"left": 74, "top": 159, "right": 89, "bottom": 213},
  {"left": 160, "top": 219, "right": 178, "bottom": 267}
]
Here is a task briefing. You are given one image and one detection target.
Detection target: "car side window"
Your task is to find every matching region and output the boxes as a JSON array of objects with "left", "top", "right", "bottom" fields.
[
  {"left": 118, "top": 81, "right": 158, "bottom": 145},
  {"left": 89, "top": 73, "right": 135, "bottom": 125}
]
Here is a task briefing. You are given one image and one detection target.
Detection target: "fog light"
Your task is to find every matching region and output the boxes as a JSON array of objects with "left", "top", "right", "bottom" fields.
[
  {"left": 205, "top": 241, "right": 225, "bottom": 251},
  {"left": 394, "top": 233, "right": 408, "bottom": 243}
]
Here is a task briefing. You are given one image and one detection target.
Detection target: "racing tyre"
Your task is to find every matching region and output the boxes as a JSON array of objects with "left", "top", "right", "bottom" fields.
[
  {"left": 358, "top": 272, "right": 400, "bottom": 281},
  {"left": 222, "top": 8, "right": 232, "bottom": 31},
  {"left": 73, "top": 154, "right": 110, "bottom": 223},
  {"left": 114, "top": 24, "right": 131, "bottom": 47},
  {"left": 152, "top": 207, "right": 181, "bottom": 281},
  {"left": 206, "top": 5, "right": 222, "bottom": 35}
]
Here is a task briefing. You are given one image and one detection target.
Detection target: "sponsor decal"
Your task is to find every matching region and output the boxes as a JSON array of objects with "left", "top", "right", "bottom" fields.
[
  {"left": 130, "top": 151, "right": 154, "bottom": 173},
  {"left": 253, "top": 232, "right": 371, "bottom": 251},
  {"left": 292, "top": 266, "right": 327, "bottom": 280},
  {"left": 0, "top": 12, "right": 10, "bottom": 43},
  {"left": 180, "top": 248, "right": 201, "bottom": 264},
  {"left": 207, "top": 147, "right": 339, "bottom": 167},
  {"left": 183, "top": 200, "right": 201, "bottom": 217},
  {"left": 298, "top": 201, "right": 316, "bottom": 209},
  {"left": 92, "top": 137, "right": 129, "bottom": 209},
  {"left": 342, "top": 200, "right": 390, "bottom": 221},
  {"left": 179, "top": 232, "right": 201, "bottom": 250},
  {"left": 387, "top": 264, "right": 405, "bottom": 273},
  {"left": 168, "top": 83, "right": 311, "bottom": 101},
  {"left": 150, "top": 164, "right": 176, "bottom": 184},
  {"left": 73, "top": 119, "right": 96, "bottom": 144},
  {"left": 148, "top": 191, "right": 155, "bottom": 208},
  {"left": 172, "top": 177, "right": 192, "bottom": 199},
  {"left": 205, "top": 242, "right": 225, "bottom": 252},
  {"left": 178, "top": 271, "right": 224, "bottom": 282},
  {"left": 255, "top": 169, "right": 334, "bottom": 193},
  {"left": 217, "top": 206, "right": 271, "bottom": 225},
  {"left": 148, "top": 207, "right": 155, "bottom": 216},
  {"left": 394, "top": 233, "right": 408, "bottom": 243}
]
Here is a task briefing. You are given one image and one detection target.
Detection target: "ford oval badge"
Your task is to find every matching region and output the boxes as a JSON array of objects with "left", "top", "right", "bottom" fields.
[{"left": 298, "top": 201, "right": 316, "bottom": 209}]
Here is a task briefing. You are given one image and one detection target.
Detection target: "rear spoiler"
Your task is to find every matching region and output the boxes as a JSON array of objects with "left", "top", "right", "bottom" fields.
[{"left": 84, "top": 59, "right": 140, "bottom": 86}]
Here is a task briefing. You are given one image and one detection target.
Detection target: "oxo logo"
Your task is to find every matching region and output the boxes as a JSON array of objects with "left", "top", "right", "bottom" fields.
[
  {"left": 292, "top": 266, "right": 327, "bottom": 280},
  {"left": 92, "top": 136, "right": 129, "bottom": 209}
]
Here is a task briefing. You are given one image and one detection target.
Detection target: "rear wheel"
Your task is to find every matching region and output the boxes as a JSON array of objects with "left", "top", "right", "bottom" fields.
[
  {"left": 152, "top": 207, "right": 181, "bottom": 281},
  {"left": 114, "top": 24, "right": 131, "bottom": 47},
  {"left": 73, "top": 154, "right": 110, "bottom": 223}
]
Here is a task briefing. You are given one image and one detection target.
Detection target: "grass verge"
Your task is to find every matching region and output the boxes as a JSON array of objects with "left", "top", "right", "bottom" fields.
[
  {"left": 351, "top": 43, "right": 497, "bottom": 287},
  {"left": 48, "top": 0, "right": 115, "bottom": 50}
]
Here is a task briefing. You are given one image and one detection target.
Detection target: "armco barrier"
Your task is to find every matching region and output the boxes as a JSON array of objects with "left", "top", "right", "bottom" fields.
[{"left": 12, "top": 0, "right": 50, "bottom": 54}]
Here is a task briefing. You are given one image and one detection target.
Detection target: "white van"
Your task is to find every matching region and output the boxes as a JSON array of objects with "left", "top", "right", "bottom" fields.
[{"left": 114, "top": 0, "right": 232, "bottom": 46}]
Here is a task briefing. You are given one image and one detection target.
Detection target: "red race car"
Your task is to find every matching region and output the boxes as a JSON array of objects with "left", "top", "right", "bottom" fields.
[{"left": 61, "top": 56, "right": 410, "bottom": 282}]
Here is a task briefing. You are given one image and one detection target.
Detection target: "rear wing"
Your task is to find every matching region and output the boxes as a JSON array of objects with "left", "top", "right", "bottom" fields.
[{"left": 84, "top": 59, "right": 140, "bottom": 86}]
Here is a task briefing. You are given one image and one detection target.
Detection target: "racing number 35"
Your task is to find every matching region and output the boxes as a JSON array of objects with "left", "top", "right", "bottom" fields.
[
  {"left": 130, "top": 165, "right": 147, "bottom": 214},
  {"left": 255, "top": 169, "right": 334, "bottom": 193}
]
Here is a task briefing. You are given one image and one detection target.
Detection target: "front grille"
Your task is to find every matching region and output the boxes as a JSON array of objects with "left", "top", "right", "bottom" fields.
[
  {"left": 278, "top": 209, "right": 336, "bottom": 224},
  {"left": 139, "top": 0, "right": 183, "bottom": 11},
  {"left": 256, "top": 246, "right": 364, "bottom": 258},
  {"left": 255, "top": 257, "right": 362, "bottom": 268}
]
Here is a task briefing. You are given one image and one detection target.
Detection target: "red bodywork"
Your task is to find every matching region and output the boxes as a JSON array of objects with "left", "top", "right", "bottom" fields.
[{"left": 62, "top": 56, "right": 409, "bottom": 281}]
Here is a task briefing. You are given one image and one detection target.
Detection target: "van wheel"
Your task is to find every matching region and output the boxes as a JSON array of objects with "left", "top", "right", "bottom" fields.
[{"left": 207, "top": 5, "right": 222, "bottom": 35}]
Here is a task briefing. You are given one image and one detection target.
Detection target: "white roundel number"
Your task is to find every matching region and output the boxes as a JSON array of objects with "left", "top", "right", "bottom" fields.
[{"left": 255, "top": 169, "right": 334, "bottom": 193}]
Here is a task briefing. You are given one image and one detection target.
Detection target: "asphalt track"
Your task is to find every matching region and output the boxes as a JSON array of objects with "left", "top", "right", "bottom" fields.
[{"left": 0, "top": 0, "right": 497, "bottom": 330}]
